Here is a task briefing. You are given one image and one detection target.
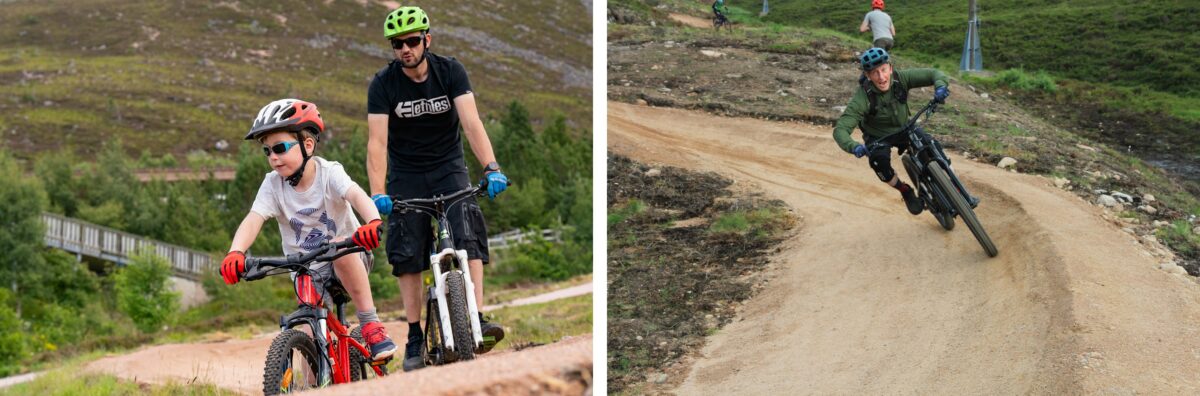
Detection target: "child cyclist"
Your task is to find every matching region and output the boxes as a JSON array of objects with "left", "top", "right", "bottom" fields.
[{"left": 219, "top": 98, "right": 397, "bottom": 361}]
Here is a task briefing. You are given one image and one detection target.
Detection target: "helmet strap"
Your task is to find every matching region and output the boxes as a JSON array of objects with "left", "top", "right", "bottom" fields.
[{"left": 285, "top": 132, "right": 312, "bottom": 187}]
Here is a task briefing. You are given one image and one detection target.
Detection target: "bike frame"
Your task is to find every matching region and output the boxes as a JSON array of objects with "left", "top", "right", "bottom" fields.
[
  {"left": 244, "top": 241, "right": 385, "bottom": 387},
  {"left": 873, "top": 100, "right": 974, "bottom": 216},
  {"left": 392, "top": 186, "right": 485, "bottom": 355}
]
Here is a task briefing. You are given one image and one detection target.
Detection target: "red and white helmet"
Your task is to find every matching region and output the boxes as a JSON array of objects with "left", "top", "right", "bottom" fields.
[{"left": 245, "top": 99, "right": 325, "bottom": 141}]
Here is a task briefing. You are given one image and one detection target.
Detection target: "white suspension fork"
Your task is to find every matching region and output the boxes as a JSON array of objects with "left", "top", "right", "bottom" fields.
[
  {"left": 429, "top": 249, "right": 454, "bottom": 351},
  {"left": 456, "top": 248, "right": 483, "bottom": 347}
]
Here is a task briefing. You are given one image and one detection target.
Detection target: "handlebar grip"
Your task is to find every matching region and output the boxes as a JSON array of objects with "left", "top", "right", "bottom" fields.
[
  {"left": 332, "top": 238, "right": 357, "bottom": 250},
  {"left": 241, "top": 259, "right": 266, "bottom": 281}
]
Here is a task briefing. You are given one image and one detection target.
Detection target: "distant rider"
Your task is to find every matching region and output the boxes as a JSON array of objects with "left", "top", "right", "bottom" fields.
[
  {"left": 859, "top": 0, "right": 895, "bottom": 51},
  {"left": 713, "top": 0, "right": 729, "bottom": 23}
]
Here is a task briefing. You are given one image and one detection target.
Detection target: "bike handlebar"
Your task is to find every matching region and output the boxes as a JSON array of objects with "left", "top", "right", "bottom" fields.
[
  {"left": 242, "top": 239, "right": 364, "bottom": 281},
  {"left": 866, "top": 99, "right": 942, "bottom": 151},
  {"left": 389, "top": 179, "right": 511, "bottom": 213}
]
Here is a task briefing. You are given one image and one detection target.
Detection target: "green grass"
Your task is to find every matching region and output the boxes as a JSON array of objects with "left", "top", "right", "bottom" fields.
[
  {"left": 488, "top": 294, "right": 592, "bottom": 350},
  {"left": 763, "top": 0, "right": 1200, "bottom": 97},
  {"left": 608, "top": 199, "right": 647, "bottom": 226},
  {"left": 709, "top": 207, "right": 791, "bottom": 240},
  {"left": 0, "top": 353, "right": 239, "bottom": 396},
  {"left": 1158, "top": 220, "right": 1200, "bottom": 256}
]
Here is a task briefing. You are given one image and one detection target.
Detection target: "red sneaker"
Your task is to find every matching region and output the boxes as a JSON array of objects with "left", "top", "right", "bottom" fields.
[{"left": 361, "top": 322, "right": 397, "bottom": 361}]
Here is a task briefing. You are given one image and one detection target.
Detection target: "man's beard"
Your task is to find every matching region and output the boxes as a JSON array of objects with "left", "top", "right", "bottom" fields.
[{"left": 401, "top": 54, "right": 423, "bottom": 68}]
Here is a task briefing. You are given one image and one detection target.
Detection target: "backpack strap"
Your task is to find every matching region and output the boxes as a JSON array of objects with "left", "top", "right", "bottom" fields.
[{"left": 858, "top": 70, "right": 907, "bottom": 117}]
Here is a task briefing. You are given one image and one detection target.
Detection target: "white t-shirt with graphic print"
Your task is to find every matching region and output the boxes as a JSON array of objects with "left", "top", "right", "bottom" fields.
[{"left": 250, "top": 157, "right": 363, "bottom": 259}]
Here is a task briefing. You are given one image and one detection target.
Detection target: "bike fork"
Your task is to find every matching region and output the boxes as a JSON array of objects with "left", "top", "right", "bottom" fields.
[
  {"left": 429, "top": 250, "right": 455, "bottom": 351},
  {"left": 428, "top": 248, "right": 484, "bottom": 353},
  {"left": 455, "top": 249, "right": 483, "bottom": 347}
]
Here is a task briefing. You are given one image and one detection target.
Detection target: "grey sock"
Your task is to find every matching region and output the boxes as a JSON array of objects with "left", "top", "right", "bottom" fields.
[{"left": 356, "top": 309, "right": 380, "bottom": 325}]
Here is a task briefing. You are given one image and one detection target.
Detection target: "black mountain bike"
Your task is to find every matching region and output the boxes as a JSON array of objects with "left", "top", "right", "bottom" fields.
[
  {"left": 713, "top": 12, "right": 732, "bottom": 32},
  {"left": 391, "top": 180, "right": 504, "bottom": 366},
  {"left": 872, "top": 99, "right": 999, "bottom": 257},
  {"left": 240, "top": 240, "right": 388, "bottom": 394}
]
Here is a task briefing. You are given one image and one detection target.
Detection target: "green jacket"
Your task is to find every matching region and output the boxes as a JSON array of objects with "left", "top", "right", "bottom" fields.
[{"left": 832, "top": 68, "right": 948, "bottom": 153}]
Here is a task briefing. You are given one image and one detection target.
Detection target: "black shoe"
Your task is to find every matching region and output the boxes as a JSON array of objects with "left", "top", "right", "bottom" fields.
[
  {"left": 476, "top": 316, "right": 505, "bottom": 354},
  {"left": 402, "top": 337, "right": 425, "bottom": 372},
  {"left": 901, "top": 189, "right": 924, "bottom": 215}
]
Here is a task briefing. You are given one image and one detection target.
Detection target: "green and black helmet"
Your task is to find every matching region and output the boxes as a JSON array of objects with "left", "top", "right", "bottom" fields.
[{"left": 384, "top": 6, "right": 430, "bottom": 39}]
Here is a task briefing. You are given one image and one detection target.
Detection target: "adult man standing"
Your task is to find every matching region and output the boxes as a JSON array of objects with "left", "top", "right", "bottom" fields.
[
  {"left": 366, "top": 6, "right": 509, "bottom": 372},
  {"left": 860, "top": 0, "right": 896, "bottom": 51}
]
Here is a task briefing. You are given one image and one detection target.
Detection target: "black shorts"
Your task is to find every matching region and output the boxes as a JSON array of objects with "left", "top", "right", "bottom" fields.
[
  {"left": 865, "top": 127, "right": 930, "bottom": 182},
  {"left": 385, "top": 160, "right": 490, "bottom": 276}
]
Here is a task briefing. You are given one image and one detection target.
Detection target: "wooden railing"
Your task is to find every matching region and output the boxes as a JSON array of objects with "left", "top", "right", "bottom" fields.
[
  {"left": 487, "top": 228, "right": 562, "bottom": 249},
  {"left": 41, "top": 213, "right": 212, "bottom": 281},
  {"left": 43, "top": 212, "right": 563, "bottom": 281}
]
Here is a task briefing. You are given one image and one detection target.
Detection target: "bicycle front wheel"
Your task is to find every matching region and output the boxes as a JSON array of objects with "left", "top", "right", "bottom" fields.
[
  {"left": 262, "top": 329, "right": 322, "bottom": 395},
  {"left": 445, "top": 271, "right": 476, "bottom": 361},
  {"left": 928, "top": 163, "right": 998, "bottom": 257}
]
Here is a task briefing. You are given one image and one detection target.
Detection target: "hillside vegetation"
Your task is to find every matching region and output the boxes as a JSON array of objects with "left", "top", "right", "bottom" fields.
[
  {"left": 765, "top": 0, "right": 1200, "bottom": 97},
  {"left": 0, "top": 0, "right": 591, "bottom": 161}
]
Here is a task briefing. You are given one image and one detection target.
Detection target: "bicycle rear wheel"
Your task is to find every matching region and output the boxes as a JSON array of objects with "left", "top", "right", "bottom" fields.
[
  {"left": 928, "top": 163, "right": 998, "bottom": 257},
  {"left": 425, "top": 288, "right": 448, "bottom": 365},
  {"left": 262, "top": 329, "right": 322, "bottom": 395}
]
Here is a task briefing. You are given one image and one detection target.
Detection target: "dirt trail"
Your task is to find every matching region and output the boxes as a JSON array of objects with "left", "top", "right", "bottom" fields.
[
  {"left": 668, "top": 13, "right": 711, "bottom": 29},
  {"left": 84, "top": 286, "right": 593, "bottom": 395},
  {"left": 608, "top": 101, "right": 1200, "bottom": 394}
]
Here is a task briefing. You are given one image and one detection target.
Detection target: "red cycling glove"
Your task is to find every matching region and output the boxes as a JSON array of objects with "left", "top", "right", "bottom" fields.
[
  {"left": 220, "top": 251, "right": 246, "bottom": 285},
  {"left": 353, "top": 219, "right": 383, "bottom": 250}
]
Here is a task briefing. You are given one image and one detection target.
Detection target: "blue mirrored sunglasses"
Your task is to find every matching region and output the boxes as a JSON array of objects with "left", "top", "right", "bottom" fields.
[{"left": 262, "top": 141, "right": 300, "bottom": 156}]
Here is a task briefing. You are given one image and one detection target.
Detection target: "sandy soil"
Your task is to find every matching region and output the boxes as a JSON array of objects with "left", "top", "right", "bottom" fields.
[
  {"left": 669, "top": 13, "right": 711, "bottom": 29},
  {"left": 84, "top": 286, "right": 593, "bottom": 395},
  {"left": 608, "top": 100, "right": 1200, "bottom": 395}
]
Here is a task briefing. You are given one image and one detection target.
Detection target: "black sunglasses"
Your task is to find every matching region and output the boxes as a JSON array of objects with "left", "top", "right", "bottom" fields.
[
  {"left": 262, "top": 141, "right": 299, "bottom": 156},
  {"left": 390, "top": 36, "right": 424, "bottom": 49}
]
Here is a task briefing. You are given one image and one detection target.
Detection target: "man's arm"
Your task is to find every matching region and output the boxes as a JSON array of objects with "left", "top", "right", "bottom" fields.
[
  {"left": 900, "top": 68, "right": 949, "bottom": 89},
  {"left": 832, "top": 91, "right": 870, "bottom": 153},
  {"left": 890, "top": 24, "right": 896, "bottom": 37},
  {"left": 454, "top": 93, "right": 497, "bottom": 168},
  {"left": 860, "top": 18, "right": 870, "bottom": 33},
  {"left": 366, "top": 114, "right": 389, "bottom": 196}
]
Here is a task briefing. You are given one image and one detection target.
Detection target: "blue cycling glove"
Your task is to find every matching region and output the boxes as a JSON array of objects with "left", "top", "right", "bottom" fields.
[
  {"left": 485, "top": 171, "right": 509, "bottom": 200},
  {"left": 372, "top": 194, "right": 392, "bottom": 215},
  {"left": 852, "top": 144, "right": 869, "bottom": 158},
  {"left": 934, "top": 86, "right": 950, "bottom": 103}
]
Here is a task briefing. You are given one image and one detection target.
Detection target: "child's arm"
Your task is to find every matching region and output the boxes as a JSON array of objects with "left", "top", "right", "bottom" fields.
[
  {"left": 346, "top": 184, "right": 385, "bottom": 250},
  {"left": 229, "top": 212, "right": 267, "bottom": 253},
  {"left": 221, "top": 212, "right": 266, "bottom": 284},
  {"left": 346, "top": 184, "right": 382, "bottom": 222}
]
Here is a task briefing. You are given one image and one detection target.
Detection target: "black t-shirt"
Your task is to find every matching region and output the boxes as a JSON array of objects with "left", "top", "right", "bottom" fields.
[{"left": 367, "top": 53, "right": 472, "bottom": 177}]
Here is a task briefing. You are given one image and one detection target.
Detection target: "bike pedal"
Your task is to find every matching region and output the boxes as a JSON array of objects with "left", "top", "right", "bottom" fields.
[{"left": 370, "top": 357, "right": 391, "bottom": 366}]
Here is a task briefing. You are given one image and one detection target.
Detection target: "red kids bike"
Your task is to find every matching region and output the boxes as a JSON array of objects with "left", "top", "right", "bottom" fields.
[{"left": 240, "top": 239, "right": 389, "bottom": 394}]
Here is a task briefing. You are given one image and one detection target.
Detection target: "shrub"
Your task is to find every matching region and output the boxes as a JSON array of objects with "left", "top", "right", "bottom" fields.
[{"left": 113, "top": 249, "right": 180, "bottom": 333}]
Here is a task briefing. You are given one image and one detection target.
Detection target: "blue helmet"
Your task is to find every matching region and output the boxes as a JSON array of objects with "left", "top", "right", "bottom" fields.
[{"left": 860, "top": 47, "right": 890, "bottom": 71}]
